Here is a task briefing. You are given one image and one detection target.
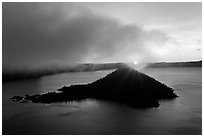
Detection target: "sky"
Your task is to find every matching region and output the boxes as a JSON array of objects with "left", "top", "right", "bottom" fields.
[{"left": 3, "top": 2, "right": 202, "bottom": 69}]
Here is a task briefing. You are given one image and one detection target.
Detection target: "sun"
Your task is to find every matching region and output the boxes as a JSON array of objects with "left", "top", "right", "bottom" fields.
[{"left": 133, "top": 61, "right": 138, "bottom": 65}]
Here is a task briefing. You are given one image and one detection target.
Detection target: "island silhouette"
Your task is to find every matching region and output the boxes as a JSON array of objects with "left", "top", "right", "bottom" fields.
[{"left": 11, "top": 67, "right": 178, "bottom": 108}]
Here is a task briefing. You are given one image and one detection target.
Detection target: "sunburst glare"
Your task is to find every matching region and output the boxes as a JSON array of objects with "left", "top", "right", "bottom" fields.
[{"left": 133, "top": 61, "right": 138, "bottom": 65}]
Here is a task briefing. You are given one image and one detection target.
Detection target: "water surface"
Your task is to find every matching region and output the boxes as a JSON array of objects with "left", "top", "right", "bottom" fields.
[{"left": 2, "top": 68, "right": 202, "bottom": 135}]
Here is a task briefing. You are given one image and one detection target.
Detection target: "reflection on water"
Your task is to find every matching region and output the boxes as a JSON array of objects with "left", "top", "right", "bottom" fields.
[{"left": 2, "top": 68, "right": 202, "bottom": 135}]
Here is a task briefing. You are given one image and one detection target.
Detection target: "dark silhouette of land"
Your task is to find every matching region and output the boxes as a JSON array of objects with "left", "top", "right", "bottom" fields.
[
  {"left": 3, "top": 61, "right": 201, "bottom": 83},
  {"left": 3, "top": 63, "right": 126, "bottom": 83},
  {"left": 146, "top": 60, "right": 202, "bottom": 68},
  {"left": 11, "top": 67, "right": 178, "bottom": 108}
]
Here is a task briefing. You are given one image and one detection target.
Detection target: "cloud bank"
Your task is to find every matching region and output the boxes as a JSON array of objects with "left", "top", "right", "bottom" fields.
[{"left": 3, "top": 3, "right": 170, "bottom": 69}]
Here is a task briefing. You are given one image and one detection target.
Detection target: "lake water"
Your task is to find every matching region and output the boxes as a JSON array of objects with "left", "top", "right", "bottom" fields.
[{"left": 2, "top": 67, "right": 202, "bottom": 135}]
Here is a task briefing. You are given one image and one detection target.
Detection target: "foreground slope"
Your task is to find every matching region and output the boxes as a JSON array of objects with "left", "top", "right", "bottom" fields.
[{"left": 11, "top": 67, "right": 178, "bottom": 108}]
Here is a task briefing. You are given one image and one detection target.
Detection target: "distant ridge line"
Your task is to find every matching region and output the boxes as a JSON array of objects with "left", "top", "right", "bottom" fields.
[
  {"left": 146, "top": 60, "right": 202, "bottom": 68},
  {"left": 3, "top": 60, "right": 202, "bottom": 82}
]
